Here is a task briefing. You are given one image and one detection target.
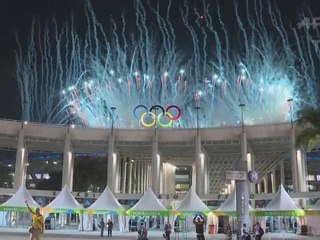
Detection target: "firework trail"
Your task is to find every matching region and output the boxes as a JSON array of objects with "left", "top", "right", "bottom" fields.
[{"left": 15, "top": 0, "right": 320, "bottom": 128}]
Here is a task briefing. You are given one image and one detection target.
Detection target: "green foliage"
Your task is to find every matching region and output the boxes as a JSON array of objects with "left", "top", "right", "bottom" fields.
[{"left": 297, "top": 107, "right": 320, "bottom": 151}]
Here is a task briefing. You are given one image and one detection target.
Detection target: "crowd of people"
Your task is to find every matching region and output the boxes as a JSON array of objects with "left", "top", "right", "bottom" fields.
[{"left": 24, "top": 201, "right": 265, "bottom": 240}]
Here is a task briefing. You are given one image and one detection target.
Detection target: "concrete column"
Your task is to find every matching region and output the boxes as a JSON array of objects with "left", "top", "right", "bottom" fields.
[
  {"left": 263, "top": 176, "right": 269, "bottom": 193},
  {"left": 145, "top": 164, "right": 149, "bottom": 190},
  {"left": 231, "top": 180, "right": 235, "bottom": 192},
  {"left": 236, "top": 132, "right": 250, "bottom": 234},
  {"left": 152, "top": 134, "right": 160, "bottom": 197},
  {"left": 137, "top": 161, "right": 141, "bottom": 193},
  {"left": 163, "top": 163, "right": 176, "bottom": 194},
  {"left": 107, "top": 134, "right": 116, "bottom": 192},
  {"left": 271, "top": 170, "right": 276, "bottom": 193},
  {"left": 290, "top": 129, "right": 299, "bottom": 192},
  {"left": 121, "top": 158, "right": 127, "bottom": 193},
  {"left": 192, "top": 164, "right": 196, "bottom": 188},
  {"left": 62, "top": 132, "right": 74, "bottom": 190},
  {"left": 297, "top": 150, "right": 307, "bottom": 207},
  {"left": 14, "top": 129, "right": 27, "bottom": 189},
  {"left": 280, "top": 160, "right": 285, "bottom": 185},
  {"left": 204, "top": 155, "right": 208, "bottom": 194},
  {"left": 160, "top": 159, "right": 164, "bottom": 194},
  {"left": 143, "top": 162, "right": 148, "bottom": 192},
  {"left": 142, "top": 161, "right": 145, "bottom": 192},
  {"left": 141, "top": 161, "right": 144, "bottom": 192},
  {"left": 257, "top": 183, "right": 261, "bottom": 194},
  {"left": 195, "top": 134, "right": 204, "bottom": 195},
  {"left": 115, "top": 153, "right": 120, "bottom": 193},
  {"left": 247, "top": 153, "right": 256, "bottom": 194},
  {"left": 147, "top": 165, "right": 152, "bottom": 189},
  {"left": 128, "top": 161, "right": 133, "bottom": 194},
  {"left": 297, "top": 150, "right": 307, "bottom": 192},
  {"left": 132, "top": 161, "right": 137, "bottom": 193}
]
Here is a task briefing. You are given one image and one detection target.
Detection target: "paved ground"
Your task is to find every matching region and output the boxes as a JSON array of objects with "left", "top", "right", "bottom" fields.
[{"left": 0, "top": 228, "right": 319, "bottom": 239}]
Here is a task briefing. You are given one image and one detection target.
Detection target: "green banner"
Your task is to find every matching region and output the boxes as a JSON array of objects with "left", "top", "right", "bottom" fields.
[
  {"left": 126, "top": 210, "right": 170, "bottom": 216},
  {"left": 44, "top": 208, "right": 83, "bottom": 214},
  {"left": 0, "top": 206, "right": 29, "bottom": 212},
  {"left": 253, "top": 210, "right": 305, "bottom": 217},
  {"left": 86, "top": 209, "right": 125, "bottom": 215},
  {"left": 213, "top": 210, "right": 256, "bottom": 217},
  {"left": 172, "top": 210, "right": 211, "bottom": 216}
]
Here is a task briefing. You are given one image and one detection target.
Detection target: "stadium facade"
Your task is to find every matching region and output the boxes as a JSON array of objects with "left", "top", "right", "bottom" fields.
[{"left": 0, "top": 119, "right": 319, "bottom": 204}]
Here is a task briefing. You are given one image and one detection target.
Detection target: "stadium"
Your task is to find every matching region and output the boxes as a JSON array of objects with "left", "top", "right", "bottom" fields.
[{"left": 0, "top": 0, "right": 320, "bottom": 238}]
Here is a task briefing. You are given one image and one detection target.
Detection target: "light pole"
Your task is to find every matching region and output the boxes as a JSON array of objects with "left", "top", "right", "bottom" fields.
[
  {"left": 287, "top": 98, "right": 293, "bottom": 129},
  {"left": 239, "top": 103, "right": 245, "bottom": 133},
  {"left": 195, "top": 106, "right": 200, "bottom": 135},
  {"left": 111, "top": 107, "right": 116, "bottom": 134}
]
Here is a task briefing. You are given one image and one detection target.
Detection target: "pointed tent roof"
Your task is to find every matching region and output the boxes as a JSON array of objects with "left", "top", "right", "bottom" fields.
[
  {"left": 256, "top": 185, "right": 304, "bottom": 217},
  {"left": 87, "top": 186, "right": 124, "bottom": 214},
  {"left": 174, "top": 186, "right": 210, "bottom": 213},
  {"left": 127, "top": 188, "right": 169, "bottom": 216},
  {"left": 215, "top": 188, "right": 255, "bottom": 216},
  {"left": 0, "top": 185, "right": 40, "bottom": 211},
  {"left": 264, "top": 185, "right": 301, "bottom": 211},
  {"left": 44, "top": 185, "right": 83, "bottom": 213}
]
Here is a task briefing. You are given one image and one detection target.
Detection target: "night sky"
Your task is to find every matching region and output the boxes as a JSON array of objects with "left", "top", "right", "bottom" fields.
[{"left": 0, "top": 0, "right": 320, "bottom": 121}]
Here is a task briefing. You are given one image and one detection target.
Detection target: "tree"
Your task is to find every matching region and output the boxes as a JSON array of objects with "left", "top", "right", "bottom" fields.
[{"left": 297, "top": 106, "right": 320, "bottom": 151}]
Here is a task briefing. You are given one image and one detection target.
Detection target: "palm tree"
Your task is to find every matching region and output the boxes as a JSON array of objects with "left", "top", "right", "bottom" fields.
[{"left": 297, "top": 106, "right": 320, "bottom": 151}]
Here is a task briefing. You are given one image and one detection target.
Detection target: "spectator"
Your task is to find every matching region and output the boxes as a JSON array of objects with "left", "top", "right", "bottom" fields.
[
  {"left": 107, "top": 219, "right": 113, "bottom": 237},
  {"left": 164, "top": 222, "right": 172, "bottom": 240},
  {"left": 241, "top": 223, "right": 250, "bottom": 240},
  {"left": 193, "top": 215, "right": 205, "bottom": 240},
  {"left": 25, "top": 200, "right": 44, "bottom": 240},
  {"left": 99, "top": 218, "right": 105, "bottom": 237},
  {"left": 254, "top": 222, "right": 264, "bottom": 240}
]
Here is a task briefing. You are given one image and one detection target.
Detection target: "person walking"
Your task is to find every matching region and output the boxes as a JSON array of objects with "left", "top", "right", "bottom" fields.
[
  {"left": 25, "top": 200, "right": 44, "bottom": 240},
  {"left": 164, "top": 222, "right": 172, "bottom": 240},
  {"left": 193, "top": 215, "right": 205, "bottom": 240},
  {"left": 99, "top": 218, "right": 105, "bottom": 237},
  {"left": 107, "top": 219, "right": 113, "bottom": 237},
  {"left": 254, "top": 222, "right": 264, "bottom": 240},
  {"left": 241, "top": 223, "right": 250, "bottom": 240},
  {"left": 138, "top": 223, "right": 148, "bottom": 240}
]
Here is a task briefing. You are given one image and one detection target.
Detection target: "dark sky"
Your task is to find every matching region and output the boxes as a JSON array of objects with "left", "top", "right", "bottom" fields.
[{"left": 0, "top": 0, "right": 320, "bottom": 121}]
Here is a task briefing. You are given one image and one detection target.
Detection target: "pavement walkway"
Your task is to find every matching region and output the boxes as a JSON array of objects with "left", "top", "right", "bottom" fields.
[{"left": 0, "top": 228, "right": 319, "bottom": 239}]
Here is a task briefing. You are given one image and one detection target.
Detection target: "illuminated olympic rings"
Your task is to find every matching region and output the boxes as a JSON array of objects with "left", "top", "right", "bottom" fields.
[{"left": 133, "top": 104, "right": 182, "bottom": 128}]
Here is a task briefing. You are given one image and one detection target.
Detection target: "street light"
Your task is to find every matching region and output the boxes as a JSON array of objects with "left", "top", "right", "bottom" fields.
[
  {"left": 287, "top": 98, "right": 293, "bottom": 129},
  {"left": 111, "top": 107, "right": 116, "bottom": 134},
  {"left": 195, "top": 106, "right": 201, "bottom": 135},
  {"left": 239, "top": 103, "right": 245, "bottom": 133}
]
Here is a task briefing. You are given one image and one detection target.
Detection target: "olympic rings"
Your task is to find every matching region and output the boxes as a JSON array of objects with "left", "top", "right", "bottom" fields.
[
  {"left": 133, "top": 104, "right": 182, "bottom": 128},
  {"left": 165, "top": 105, "right": 182, "bottom": 120},
  {"left": 157, "top": 112, "right": 173, "bottom": 128},
  {"left": 141, "top": 112, "right": 156, "bottom": 127}
]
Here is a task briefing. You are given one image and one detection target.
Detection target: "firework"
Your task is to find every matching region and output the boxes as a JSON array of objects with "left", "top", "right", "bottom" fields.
[{"left": 15, "top": 0, "right": 320, "bottom": 128}]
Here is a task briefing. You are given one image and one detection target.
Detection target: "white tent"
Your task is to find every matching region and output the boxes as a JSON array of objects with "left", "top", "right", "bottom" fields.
[
  {"left": 216, "top": 189, "right": 255, "bottom": 214},
  {"left": 44, "top": 185, "right": 83, "bottom": 213},
  {"left": 0, "top": 185, "right": 40, "bottom": 211},
  {"left": 174, "top": 187, "right": 210, "bottom": 213},
  {"left": 127, "top": 187, "right": 168, "bottom": 216},
  {"left": 85, "top": 186, "right": 125, "bottom": 232},
  {"left": 264, "top": 185, "right": 302, "bottom": 212},
  {"left": 87, "top": 186, "right": 125, "bottom": 213},
  {"left": 213, "top": 188, "right": 255, "bottom": 231}
]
